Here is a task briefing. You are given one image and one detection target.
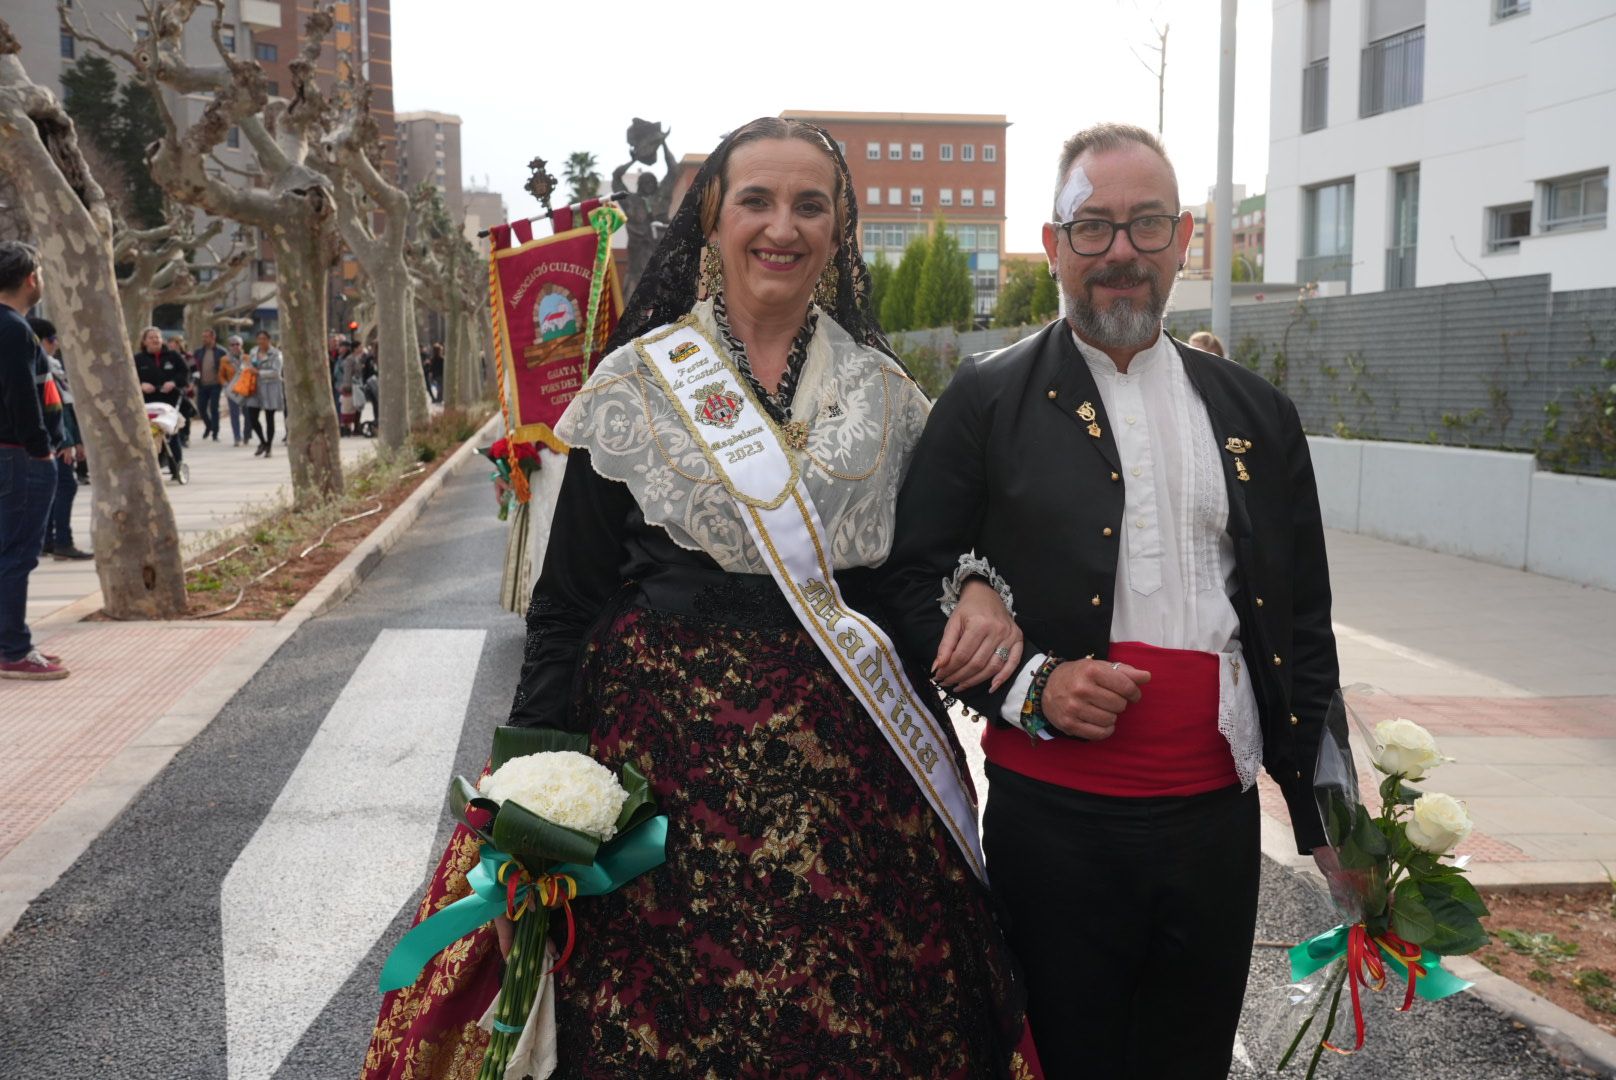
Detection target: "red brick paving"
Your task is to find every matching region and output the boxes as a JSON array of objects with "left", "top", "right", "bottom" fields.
[{"left": 0, "top": 623, "right": 258, "bottom": 861}]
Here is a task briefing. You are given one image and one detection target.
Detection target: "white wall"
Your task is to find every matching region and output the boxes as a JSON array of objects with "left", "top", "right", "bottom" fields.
[
  {"left": 1268, "top": 0, "right": 1616, "bottom": 294},
  {"left": 1307, "top": 437, "right": 1616, "bottom": 591}
]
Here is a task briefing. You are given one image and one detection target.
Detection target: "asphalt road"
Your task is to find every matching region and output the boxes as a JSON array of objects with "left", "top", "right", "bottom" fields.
[{"left": 0, "top": 460, "right": 1592, "bottom": 1079}]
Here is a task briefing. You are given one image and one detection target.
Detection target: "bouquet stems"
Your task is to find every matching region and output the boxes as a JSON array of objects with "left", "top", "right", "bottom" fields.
[{"left": 478, "top": 908, "right": 549, "bottom": 1080}]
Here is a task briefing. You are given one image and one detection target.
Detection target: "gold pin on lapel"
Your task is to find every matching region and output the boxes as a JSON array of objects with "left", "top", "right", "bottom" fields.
[
  {"left": 1235, "top": 458, "right": 1251, "bottom": 482},
  {"left": 782, "top": 420, "right": 809, "bottom": 451},
  {"left": 1224, "top": 436, "right": 1253, "bottom": 454},
  {"left": 1087, "top": 422, "right": 1103, "bottom": 438},
  {"left": 1078, "top": 401, "right": 1098, "bottom": 423}
]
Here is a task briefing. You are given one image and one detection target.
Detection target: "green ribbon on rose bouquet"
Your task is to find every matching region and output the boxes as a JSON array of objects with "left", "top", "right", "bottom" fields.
[{"left": 378, "top": 726, "right": 666, "bottom": 993}]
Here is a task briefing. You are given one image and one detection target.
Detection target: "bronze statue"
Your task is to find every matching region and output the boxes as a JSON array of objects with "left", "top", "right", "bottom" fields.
[{"left": 611, "top": 119, "right": 677, "bottom": 296}]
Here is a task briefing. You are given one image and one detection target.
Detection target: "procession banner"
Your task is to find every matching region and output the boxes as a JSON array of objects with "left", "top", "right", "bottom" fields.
[
  {"left": 634, "top": 318, "right": 988, "bottom": 885},
  {"left": 488, "top": 199, "right": 625, "bottom": 455}
]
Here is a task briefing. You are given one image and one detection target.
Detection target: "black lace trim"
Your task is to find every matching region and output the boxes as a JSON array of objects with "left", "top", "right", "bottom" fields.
[{"left": 711, "top": 294, "right": 816, "bottom": 424}]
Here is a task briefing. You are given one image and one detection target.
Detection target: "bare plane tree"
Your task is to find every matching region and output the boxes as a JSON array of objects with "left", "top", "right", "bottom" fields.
[
  {"left": 0, "top": 17, "right": 187, "bottom": 618},
  {"left": 63, "top": 0, "right": 346, "bottom": 507}
]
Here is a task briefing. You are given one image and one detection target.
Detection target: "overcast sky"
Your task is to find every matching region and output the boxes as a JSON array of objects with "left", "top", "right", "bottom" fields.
[{"left": 391, "top": 0, "right": 1274, "bottom": 253}]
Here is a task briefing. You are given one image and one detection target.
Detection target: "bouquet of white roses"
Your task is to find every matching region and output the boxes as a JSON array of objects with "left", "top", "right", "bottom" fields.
[
  {"left": 1259, "top": 692, "right": 1488, "bottom": 1077},
  {"left": 379, "top": 726, "right": 667, "bottom": 1080}
]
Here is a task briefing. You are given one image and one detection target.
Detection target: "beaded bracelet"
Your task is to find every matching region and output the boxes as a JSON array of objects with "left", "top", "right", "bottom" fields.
[{"left": 1019, "top": 655, "right": 1064, "bottom": 740}]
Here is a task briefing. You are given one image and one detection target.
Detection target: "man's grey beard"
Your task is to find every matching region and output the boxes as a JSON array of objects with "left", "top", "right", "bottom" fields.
[{"left": 1061, "top": 261, "right": 1173, "bottom": 349}]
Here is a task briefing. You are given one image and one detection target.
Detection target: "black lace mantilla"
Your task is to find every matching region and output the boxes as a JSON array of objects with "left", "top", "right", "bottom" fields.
[{"left": 712, "top": 293, "right": 817, "bottom": 424}]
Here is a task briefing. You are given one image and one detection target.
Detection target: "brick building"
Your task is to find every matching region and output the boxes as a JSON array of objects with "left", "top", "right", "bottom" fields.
[{"left": 781, "top": 111, "right": 1009, "bottom": 318}]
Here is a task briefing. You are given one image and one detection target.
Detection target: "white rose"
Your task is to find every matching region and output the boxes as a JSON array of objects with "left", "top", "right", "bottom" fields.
[
  {"left": 1404, "top": 793, "right": 1473, "bottom": 855},
  {"left": 1373, "top": 718, "right": 1446, "bottom": 779}
]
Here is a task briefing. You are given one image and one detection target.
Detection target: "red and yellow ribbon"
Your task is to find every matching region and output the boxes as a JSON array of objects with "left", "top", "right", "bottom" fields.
[
  {"left": 1323, "top": 924, "right": 1428, "bottom": 1054},
  {"left": 496, "top": 860, "right": 580, "bottom": 972}
]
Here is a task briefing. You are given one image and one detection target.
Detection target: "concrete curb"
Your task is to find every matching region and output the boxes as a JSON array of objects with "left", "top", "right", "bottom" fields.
[
  {"left": 0, "top": 414, "right": 502, "bottom": 944},
  {"left": 1259, "top": 817, "right": 1616, "bottom": 1078}
]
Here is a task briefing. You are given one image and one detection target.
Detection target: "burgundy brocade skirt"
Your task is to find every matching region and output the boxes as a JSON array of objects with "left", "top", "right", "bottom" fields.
[{"left": 361, "top": 604, "right": 1036, "bottom": 1080}]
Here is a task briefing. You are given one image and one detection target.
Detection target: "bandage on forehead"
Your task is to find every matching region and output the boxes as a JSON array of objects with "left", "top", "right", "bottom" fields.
[{"left": 1056, "top": 165, "right": 1093, "bottom": 222}]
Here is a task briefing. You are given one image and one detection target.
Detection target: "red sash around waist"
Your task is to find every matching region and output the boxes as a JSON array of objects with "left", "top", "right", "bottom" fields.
[{"left": 982, "top": 641, "right": 1239, "bottom": 797}]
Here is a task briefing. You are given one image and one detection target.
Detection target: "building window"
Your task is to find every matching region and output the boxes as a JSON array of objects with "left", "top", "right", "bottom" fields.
[
  {"left": 1300, "top": 179, "right": 1354, "bottom": 285},
  {"left": 940, "top": 143, "right": 953, "bottom": 162},
  {"left": 1540, "top": 170, "right": 1608, "bottom": 232},
  {"left": 863, "top": 224, "right": 883, "bottom": 251},
  {"left": 961, "top": 189, "right": 975, "bottom": 207},
  {"left": 983, "top": 144, "right": 997, "bottom": 162},
  {"left": 219, "top": 23, "right": 236, "bottom": 52},
  {"left": 1495, "top": 0, "right": 1529, "bottom": 17},
  {"left": 888, "top": 187, "right": 901, "bottom": 206},
  {"left": 1360, "top": 0, "right": 1424, "bottom": 118},
  {"left": 266, "top": 80, "right": 279, "bottom": 95},
  {"left": 886, "top": 225, "right": 905, "bottom": 248},
  {"left": 910, "top": 188, "right": 923, "bottom": 207},
  {"left": 1303, "top": 0, "right": 1330, "bottom": 132},
  {"left": 939, "top": 189, "right": 953, "bottom": 207},
  {"left": 889, "top": 143, "right": 901, "bottom": 160},
  {"left": 256, "top": 259, "right": 276, "bottom": 281},
  {"left": 1387, "top": 166, "right": 1419, "bottom": 289},
  {"left": 254, "top": 41, "right": 277, "bottom": 62},
  {"left": 910, "top": 143, "right": 924, "bottom": 161},
  {"left": 867, "top": 142, "right": 880, "bottom": 160},
  {"left": 226, "top": 126, "right": 240, "bottom": 148},
  {"left": 334, "top": 20, "right": 351, "bottom": 31},
  {"left": 1486, "top": 202, "right": 1531, "bottom": 252},
  {"left": 867, "top": 187, "right": 880, "bottom": 206},
  {"left": 983, "top": 188, "right": 996, "bottom": 207},
  {"left": 60, "top": 31, "right": 75, "bottom": 58},
  {"left": 961, "top": 144, "right": 975, "bottom": 162}
]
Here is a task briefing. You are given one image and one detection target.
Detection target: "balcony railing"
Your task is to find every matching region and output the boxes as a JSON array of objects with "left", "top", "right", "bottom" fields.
[
  {"left": 1298, "top": 252, "right": 1353, "bottom": 288},
  {"left": 1361, "top": 27, "right": 1424, "bottom": 118},
  {"left": 1385, "top": 245, "right": 1417, "bottom": 290},
  {"left": 1302, "top": 59, "right": 1329, "bottom": 133}
]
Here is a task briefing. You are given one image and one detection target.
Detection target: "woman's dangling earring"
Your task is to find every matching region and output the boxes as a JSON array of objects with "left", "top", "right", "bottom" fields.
[
  {"left": 699, "top": 242, "right": 723, "bottom": 300},
  {"left": 813, "top": 260, "right": 840, "bottom": 309}
]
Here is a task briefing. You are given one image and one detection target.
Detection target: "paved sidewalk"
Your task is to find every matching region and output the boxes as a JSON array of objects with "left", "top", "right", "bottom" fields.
[{"left": 26, "top": 431, "right": 375, "bottom": 627}]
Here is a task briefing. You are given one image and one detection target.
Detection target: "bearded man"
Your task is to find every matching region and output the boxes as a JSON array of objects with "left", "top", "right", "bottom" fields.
[{"left": 882, "top": 123, "right": 1342, "bottom": 1078}]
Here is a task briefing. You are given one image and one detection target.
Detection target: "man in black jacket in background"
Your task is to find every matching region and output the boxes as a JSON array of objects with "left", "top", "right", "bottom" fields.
[{"left": 882, "top": 124, "right": 1343, "bottom": 1079}]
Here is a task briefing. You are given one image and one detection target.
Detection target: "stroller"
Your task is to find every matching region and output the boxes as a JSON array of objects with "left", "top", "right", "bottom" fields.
[{"left": 146, "top": 402, "right": 189, "bottom": 484}]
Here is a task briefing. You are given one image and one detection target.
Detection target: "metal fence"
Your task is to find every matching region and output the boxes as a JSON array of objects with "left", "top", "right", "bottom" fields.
[
  {"left": 1360, "top": 27, "right": 1425, "bottom": 118},
  {"left": 1302, "top": 59, "right": 1329, "bottom": 133},
  {"left": 1162, "top": 275, "right": 1616, "bottom": 476}
]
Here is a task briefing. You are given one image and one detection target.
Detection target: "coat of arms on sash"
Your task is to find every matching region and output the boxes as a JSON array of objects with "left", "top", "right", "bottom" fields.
[{"left": 692, "top": 382, "right": 744, "bottom": 428}]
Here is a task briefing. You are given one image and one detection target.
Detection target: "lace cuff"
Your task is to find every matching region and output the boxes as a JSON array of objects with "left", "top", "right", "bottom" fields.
[{"left": 938, "top": 550, "right": 1016, "bottom": 618}]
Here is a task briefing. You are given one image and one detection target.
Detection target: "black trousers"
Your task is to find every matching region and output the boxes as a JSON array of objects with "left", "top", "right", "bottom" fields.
[{"left": 984, "top": 765, "right": 1260, "bottom": 1080}]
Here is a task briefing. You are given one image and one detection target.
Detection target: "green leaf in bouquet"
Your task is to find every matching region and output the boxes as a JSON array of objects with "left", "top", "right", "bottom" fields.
[
  {"left": 490, "top": 725, "right": 590, "bottom": 771},
  {"left": 1338, "top": 805, "right": 1389, "bottom": 870},
  {"left": 611, "top": 761, "right": 659, "bottom": 837},
  {"left": 1325, "top": 792, "right": 1355, "bottom": 849},
  {"left": 491, "top": 797, "right": 603, "bottom": 868},
  {"left": 1419, "top": 889, "right": 1490, "bottom": 957},
  {"left": 1391, "top": 880, "right": 1437, "bottom": 945},
  {"left": 448, "top": 775, "right": 500, "bottom": 842}
]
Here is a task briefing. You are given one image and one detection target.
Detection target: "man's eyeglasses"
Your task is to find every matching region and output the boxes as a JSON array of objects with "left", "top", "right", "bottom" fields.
[{"left": 1054, "top": 214, "right": 1180, "bottom": 256}]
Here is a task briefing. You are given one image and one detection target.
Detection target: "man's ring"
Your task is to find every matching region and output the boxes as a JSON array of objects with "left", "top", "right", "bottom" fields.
[
  {"left": 994, "top": 646, "right": 1011, "bottom": 661},
  {"left": 1112, "top": 661, "right": 1122, "bottom": 670}
]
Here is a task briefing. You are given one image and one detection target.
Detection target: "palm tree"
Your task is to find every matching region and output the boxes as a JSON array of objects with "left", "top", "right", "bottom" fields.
[{"left": 564, "top": 151, "right": 601, "bottom": 203}]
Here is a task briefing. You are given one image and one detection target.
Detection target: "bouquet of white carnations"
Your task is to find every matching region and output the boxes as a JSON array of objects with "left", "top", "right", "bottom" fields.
[
  {"left": 379, "top": 726, "right": 667, "bottom": 1080},
  {"left": 1258, "top": 692, "right": 1488, "bottom": 1077}
]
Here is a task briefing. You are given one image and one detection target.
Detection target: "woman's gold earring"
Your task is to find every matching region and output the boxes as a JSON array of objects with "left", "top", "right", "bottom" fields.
[
  {"left": 700, "top": 243, "right": 723, "bottom": 300},
  {"left": 813, "top": 261, "right": 840, "bottom": 308}
]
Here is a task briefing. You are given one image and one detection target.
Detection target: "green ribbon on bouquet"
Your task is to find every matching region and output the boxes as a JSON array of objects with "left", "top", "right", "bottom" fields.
[
  {"left": 378, "top": 815, "right": 668, "bottom": 993},
  {"left": 1289, "top": 923, "right": 1471, "bottom": 1002}
]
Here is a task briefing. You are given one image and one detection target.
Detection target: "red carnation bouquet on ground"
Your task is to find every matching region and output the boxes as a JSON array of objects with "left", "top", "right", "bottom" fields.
[{"left": 1257, "top": 691, "right": 1489, "bottom": 1077}]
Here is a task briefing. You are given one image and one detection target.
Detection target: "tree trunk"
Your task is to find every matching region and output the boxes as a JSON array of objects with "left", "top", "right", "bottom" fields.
[
  {"left": 404, "top": 297, "right": 428, "bottom": 428},
  {"left": 119, "top": 268, "right": 153, "bottom": 344},
  {"left": 270, "top": 224, "right": 343, "bottom": 506},
  {"left": 479, "top": 302, "right": 497, "bottom": 401},
  {"left": 370, "top": 267, "right": 410, "bottom": 450},
  {"left": 0, "top": 43, "right": 186, "bottom": 618}
]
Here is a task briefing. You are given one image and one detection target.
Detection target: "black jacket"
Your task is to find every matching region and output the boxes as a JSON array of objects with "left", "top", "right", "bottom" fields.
[
  {"left": 135, "top": 348, "right": 189, "bottom": 407},
  {"left": 881, "top": 320, "right": 1340, "bottom": 851}
]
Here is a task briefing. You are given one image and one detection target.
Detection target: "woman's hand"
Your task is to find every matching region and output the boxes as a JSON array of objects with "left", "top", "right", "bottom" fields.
[
  {"left": 140, "top": 382, "right": 156, "bottom": 394},
  {"left": 933, "top": 579, "right": 1023, "bottom": 694},
  {"left": 494, "top": 914, "right": 513, "bottom": 959}
]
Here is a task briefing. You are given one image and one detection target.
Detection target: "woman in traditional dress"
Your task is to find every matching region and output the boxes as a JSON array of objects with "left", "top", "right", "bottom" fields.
[{"left": 362, "top": 117, "right": 1038, "bottom": 1080}]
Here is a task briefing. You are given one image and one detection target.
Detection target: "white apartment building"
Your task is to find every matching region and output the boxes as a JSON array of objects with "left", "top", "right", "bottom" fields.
[{"left": 1267, "top": 0, "right": 1614, "bottom": 294}]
